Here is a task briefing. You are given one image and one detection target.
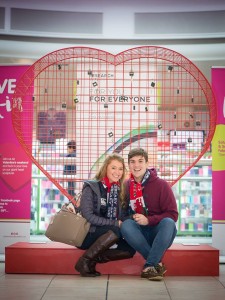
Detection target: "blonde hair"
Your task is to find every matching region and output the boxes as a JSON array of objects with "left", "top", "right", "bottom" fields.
[{"left": 95, "top": 153, "right": 126, "bottom": 206}]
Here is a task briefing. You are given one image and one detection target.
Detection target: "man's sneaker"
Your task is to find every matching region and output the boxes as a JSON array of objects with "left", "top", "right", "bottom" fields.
[
  {"left": 141, "top": 266, "right": 163, "bottom": 281},
  {"left": 155, "top": 263, "right": 167, "bottom": 276}
]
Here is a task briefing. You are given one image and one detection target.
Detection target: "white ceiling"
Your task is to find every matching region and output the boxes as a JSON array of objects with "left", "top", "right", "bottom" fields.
[
  {"left": 0, "top": 0, "right": 225, "bottom": 71},
  {"left": 2, "top": 0, "right": 225, "bottom": 12}
]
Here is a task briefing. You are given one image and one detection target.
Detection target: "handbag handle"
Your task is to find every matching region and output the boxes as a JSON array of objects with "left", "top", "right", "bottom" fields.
[{"left": 69, "top": 191, "right": 82, "bottom": 207}]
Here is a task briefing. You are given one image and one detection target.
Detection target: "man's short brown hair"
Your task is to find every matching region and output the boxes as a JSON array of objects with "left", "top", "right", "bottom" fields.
[{"left": 128, "top": 148, "right": 148, "bottom": 163}]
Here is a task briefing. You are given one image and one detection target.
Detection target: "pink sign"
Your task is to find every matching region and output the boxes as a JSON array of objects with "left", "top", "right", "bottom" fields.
[
  {"left": 211, "top": 67, "right": 225, "bottom": 222},
  {"left": 0, "top": 65, "right": 32, "bottom": 220},
  {"left": 212, "top": 68, "right": 225, "bottom": 125}
]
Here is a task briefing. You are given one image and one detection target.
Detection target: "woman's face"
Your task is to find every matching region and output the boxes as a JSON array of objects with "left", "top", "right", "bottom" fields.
[{"left": 106, "top": 159, "right": 124, "bottom": 183}]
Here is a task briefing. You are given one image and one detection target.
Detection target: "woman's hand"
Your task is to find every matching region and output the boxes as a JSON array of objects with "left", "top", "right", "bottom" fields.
[
  {"left": 66, "top": 203, "right": 76, "bottom": 213},
  {"left": 133, "top": 213, "right": 149, "bottom": 225},
  {"left": 118, "top": 220, "right": 122, "bottom": 227}
]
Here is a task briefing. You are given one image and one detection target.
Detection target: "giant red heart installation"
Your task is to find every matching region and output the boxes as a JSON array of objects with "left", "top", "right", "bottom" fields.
[{"left": 11, "top": 46, "right": 217, "bottom": 200}]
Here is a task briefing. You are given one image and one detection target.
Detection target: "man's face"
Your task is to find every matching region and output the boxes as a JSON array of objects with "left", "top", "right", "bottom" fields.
[
  {"left": 128, "top": 155, "right": 148, "bottom": 182},
  {"left": 67, "top": 146, "right": 74, "bottom": 154}
]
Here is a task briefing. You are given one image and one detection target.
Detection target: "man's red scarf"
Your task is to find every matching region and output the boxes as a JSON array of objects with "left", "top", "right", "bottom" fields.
[{"left": 129, "top": 172, "right": 149, "bottom": 216}]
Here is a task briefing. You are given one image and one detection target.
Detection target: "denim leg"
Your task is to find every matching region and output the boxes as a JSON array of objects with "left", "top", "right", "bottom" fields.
[
  {"left": 145, "top": 218, "right": 177, "bottom": 267},
  {"left": 120, "top": 219, "right": 150, "bottom": 260}
]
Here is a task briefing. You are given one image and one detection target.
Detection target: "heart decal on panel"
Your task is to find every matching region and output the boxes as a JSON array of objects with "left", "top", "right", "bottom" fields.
[{"left": 11, "top": 46, "right": 217, "bottom": 200}]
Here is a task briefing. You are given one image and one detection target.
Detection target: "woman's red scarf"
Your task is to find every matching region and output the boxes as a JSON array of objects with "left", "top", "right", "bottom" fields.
[
  {"left": 101, "top": 176, "right": 119, "bottom": 191},
  {"left": 129, "top": 172, "right": 149, "bottom": 216}
]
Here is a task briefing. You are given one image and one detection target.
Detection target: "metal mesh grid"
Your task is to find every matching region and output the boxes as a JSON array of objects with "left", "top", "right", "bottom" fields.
[{"left": 12, "top": 46, "right": 217, "bottom": 200}]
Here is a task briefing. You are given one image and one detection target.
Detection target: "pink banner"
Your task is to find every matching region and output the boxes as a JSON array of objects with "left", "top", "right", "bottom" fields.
[
  {"left": 212, "top": 68, "right": 225, "bottom": 125},
  {"left": 211, "top": 67, "right": 225, "bottom": 222},
  {"left": 0, "top": 65, "right": 32, "bottom": 220}
]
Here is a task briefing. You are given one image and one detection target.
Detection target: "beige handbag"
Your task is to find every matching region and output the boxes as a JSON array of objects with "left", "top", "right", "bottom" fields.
[{"left": 45, "top": 193, "right": 90, "bottom": 247}]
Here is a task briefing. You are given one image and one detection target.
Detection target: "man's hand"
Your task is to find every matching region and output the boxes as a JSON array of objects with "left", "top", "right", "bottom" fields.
[{"left": 133, "top": 213, "right": 149, "bottom": 225}]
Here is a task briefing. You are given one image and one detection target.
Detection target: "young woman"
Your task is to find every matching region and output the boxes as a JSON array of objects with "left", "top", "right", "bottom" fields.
[{"left": 75, "top": 153, "right": 135, "bottom": 277}]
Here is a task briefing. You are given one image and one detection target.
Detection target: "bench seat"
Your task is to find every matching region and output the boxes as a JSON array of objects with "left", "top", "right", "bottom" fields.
[{"left": 5, "top": 242, "right": 219, "bottom": 276}]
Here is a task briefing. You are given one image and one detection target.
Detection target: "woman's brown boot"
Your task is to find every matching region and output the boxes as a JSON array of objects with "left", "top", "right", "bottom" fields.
[
  {"left": 89, "top": 261, "right": 101, "bottom": 276},
  {"left": 75, "top": 230, "right": 118, "bottom": 277},
  {"left": 97, "top": 249, "right": 134, "bottom": 263}
]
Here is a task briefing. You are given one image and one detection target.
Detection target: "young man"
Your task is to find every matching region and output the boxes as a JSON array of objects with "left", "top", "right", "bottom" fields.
[{"left": 121, "top": 148, "right": 178, "bottom": 281}]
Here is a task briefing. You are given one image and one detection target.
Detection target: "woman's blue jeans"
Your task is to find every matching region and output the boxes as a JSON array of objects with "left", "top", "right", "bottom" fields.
[{"left": 120, "top": 218, "right": 177, "bottom": 268}]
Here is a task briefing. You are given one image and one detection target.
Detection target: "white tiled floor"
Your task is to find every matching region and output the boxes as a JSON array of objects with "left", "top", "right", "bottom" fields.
[{"left": 0, "top": 263, "right": 225, "bottom": 300}]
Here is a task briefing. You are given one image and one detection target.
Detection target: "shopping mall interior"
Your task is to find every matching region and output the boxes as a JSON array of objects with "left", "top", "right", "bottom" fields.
[{"left": 0, "top": 1, "right": 225, "bottom": 299}]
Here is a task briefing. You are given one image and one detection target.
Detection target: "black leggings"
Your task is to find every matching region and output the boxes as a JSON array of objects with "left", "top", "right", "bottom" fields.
[{"left": 79, "top": 225, "right": 136, "bottom": 256}]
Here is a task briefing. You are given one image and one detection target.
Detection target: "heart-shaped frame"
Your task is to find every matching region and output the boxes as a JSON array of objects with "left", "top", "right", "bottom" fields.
[{"left": 12, "top": 46, "right": 217, "bottom": 200}]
